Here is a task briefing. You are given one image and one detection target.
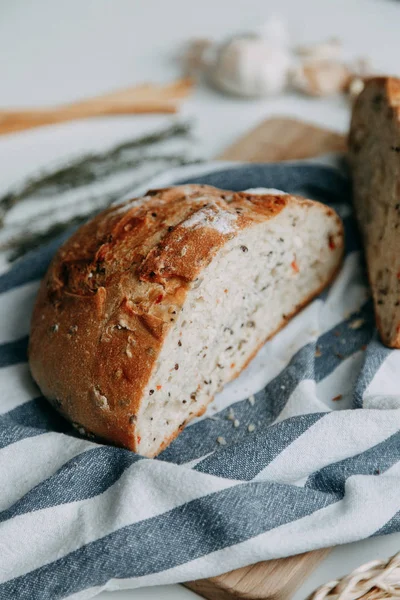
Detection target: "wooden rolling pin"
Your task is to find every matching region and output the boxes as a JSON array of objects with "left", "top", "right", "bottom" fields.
[{"left": 0, "top": 78, "right": 193, "bottom": 135}]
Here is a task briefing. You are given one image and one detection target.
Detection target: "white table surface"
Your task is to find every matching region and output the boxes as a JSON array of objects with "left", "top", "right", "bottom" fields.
[{"left": 1, "top": 0, "right": 400, "bottom": 598}]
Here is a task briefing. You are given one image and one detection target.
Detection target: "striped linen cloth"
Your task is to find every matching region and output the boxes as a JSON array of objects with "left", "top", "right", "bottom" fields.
[{"left": 1, "top": 161, "right": 400, "bottom": 600}]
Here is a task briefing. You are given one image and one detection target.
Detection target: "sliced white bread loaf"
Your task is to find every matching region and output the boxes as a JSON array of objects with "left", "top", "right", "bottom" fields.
[
  {"left": 349, "top": 77, "right": 400, "bottom": 347},
  {"left": 29, "top": 185, "right": 343, "bottom": 457}
]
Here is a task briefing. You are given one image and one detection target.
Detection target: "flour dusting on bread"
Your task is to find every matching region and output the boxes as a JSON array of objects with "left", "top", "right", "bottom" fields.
[{"left": 182, "top": 202, "right": 238, "bottom": 233}]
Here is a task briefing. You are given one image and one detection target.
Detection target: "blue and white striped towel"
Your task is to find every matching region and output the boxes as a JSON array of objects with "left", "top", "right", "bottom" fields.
[{"left": 1, "top": 160, "right": 400, "bottom": 600}]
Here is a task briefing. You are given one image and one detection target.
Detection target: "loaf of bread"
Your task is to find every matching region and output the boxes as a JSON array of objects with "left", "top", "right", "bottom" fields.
[
  {"left": 349, "top": 77, "right": 400, "bottom": 347},
  {"left": 29, "top": 184, "right": 343, "bottom": 456}
]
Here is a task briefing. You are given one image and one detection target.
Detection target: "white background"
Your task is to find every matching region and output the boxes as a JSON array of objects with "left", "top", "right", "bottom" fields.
[{"left": 1, "top": 0, "right": 400, "bottom": 598}]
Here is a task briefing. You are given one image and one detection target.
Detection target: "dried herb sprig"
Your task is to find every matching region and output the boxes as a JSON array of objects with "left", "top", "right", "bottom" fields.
[
  {"left": 0, "top": 121, "right": 192, "bottom": 222},
  {"left": 1, "top": 152, "right": 196, "bottom": 236},
  {"left": 4, "top": 154, "right": 200, "bottom": 262},
  {"left": 7, "top": 215, "right": 91, "bottom": 262}
]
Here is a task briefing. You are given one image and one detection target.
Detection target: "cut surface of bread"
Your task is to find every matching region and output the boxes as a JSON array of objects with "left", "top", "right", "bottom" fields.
[
  {"left": 29, "top": 185, "right": 343, "bottom": 456},
  {"left": 349, "top": 77, "right": 400, "bottom": 347}
]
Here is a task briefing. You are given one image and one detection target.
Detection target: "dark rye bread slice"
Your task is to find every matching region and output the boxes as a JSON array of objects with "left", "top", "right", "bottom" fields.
[
  {"left": 349, "top": 77, "right": 400, "bottom": 347},
  {"left": 29, "top": 184, "right": 343, "bottom": 457}
]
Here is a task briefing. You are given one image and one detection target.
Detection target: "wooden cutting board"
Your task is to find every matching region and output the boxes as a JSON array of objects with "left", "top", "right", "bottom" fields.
[{"left": 185, "top": 117, "right": 347, "bottom": 600}]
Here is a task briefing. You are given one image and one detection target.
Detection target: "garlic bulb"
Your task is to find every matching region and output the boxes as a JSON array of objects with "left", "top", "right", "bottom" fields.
[
  {"left": 182, "top": 16, "right": 291, "bottom": 98},
  {"left": 290, "top": 60, "right": 352, "bottom": 96},
  {"left": 210, "top": 35, "right": 291, "bottom": 97}
]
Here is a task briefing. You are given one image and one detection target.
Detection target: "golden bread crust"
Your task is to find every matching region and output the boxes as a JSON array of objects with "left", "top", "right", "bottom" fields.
[{"left": 29, "top": 184, "right": 290, "bottom": 450}]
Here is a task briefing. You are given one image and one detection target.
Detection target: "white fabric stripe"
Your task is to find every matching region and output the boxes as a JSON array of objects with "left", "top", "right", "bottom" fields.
[
  {"left": 274, "top": 352, "right": 365, "bottom": 425},
  {"left": 383, "top": 460, "right": 400, "bottom": 477},
  {"left": 65, "top": 585, "right": 104, "bottom": 600},
  {"left": 322, "top": 252, "right": 367, "bottom": 323},
  {"left": 66, "top": 583, "right": 192, "bottom": 600},
  {"left": 316, "top": 351, "right": 365, "bottom": 410},
  {"left": 273, "top": 379, "right": 329, "bottom": 425},
  {"left": 0, "top": 281, "right": 39, "bottom": 344},
  {"left": 0, "top": 363, "right": 39, "bottom": 414},
  {"left": 254, "top": 408, "right": 400, "bottom": 484},
  {"left": 0, "top": 458, "right": 237, "bottom": 584},
  {"left": 0, "top": 433, "right": 96, "bottom": 511},
  {"left": 95, "top": 474, "right": 400, "bottom": 591},
  {"left": 182, "top": 452, "right": 214, "bottom": 468},
  {"left": 65, "top": 587, "right": 109, "bottom": 600},
  {"left": 363, "top": 351, "right": 400, "bottom": 409}
]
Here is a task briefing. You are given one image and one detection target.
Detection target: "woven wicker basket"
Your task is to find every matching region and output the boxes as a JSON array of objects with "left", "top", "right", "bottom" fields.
[{"left": 308, "top": 552, "right": 400, "bottom": 599}]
